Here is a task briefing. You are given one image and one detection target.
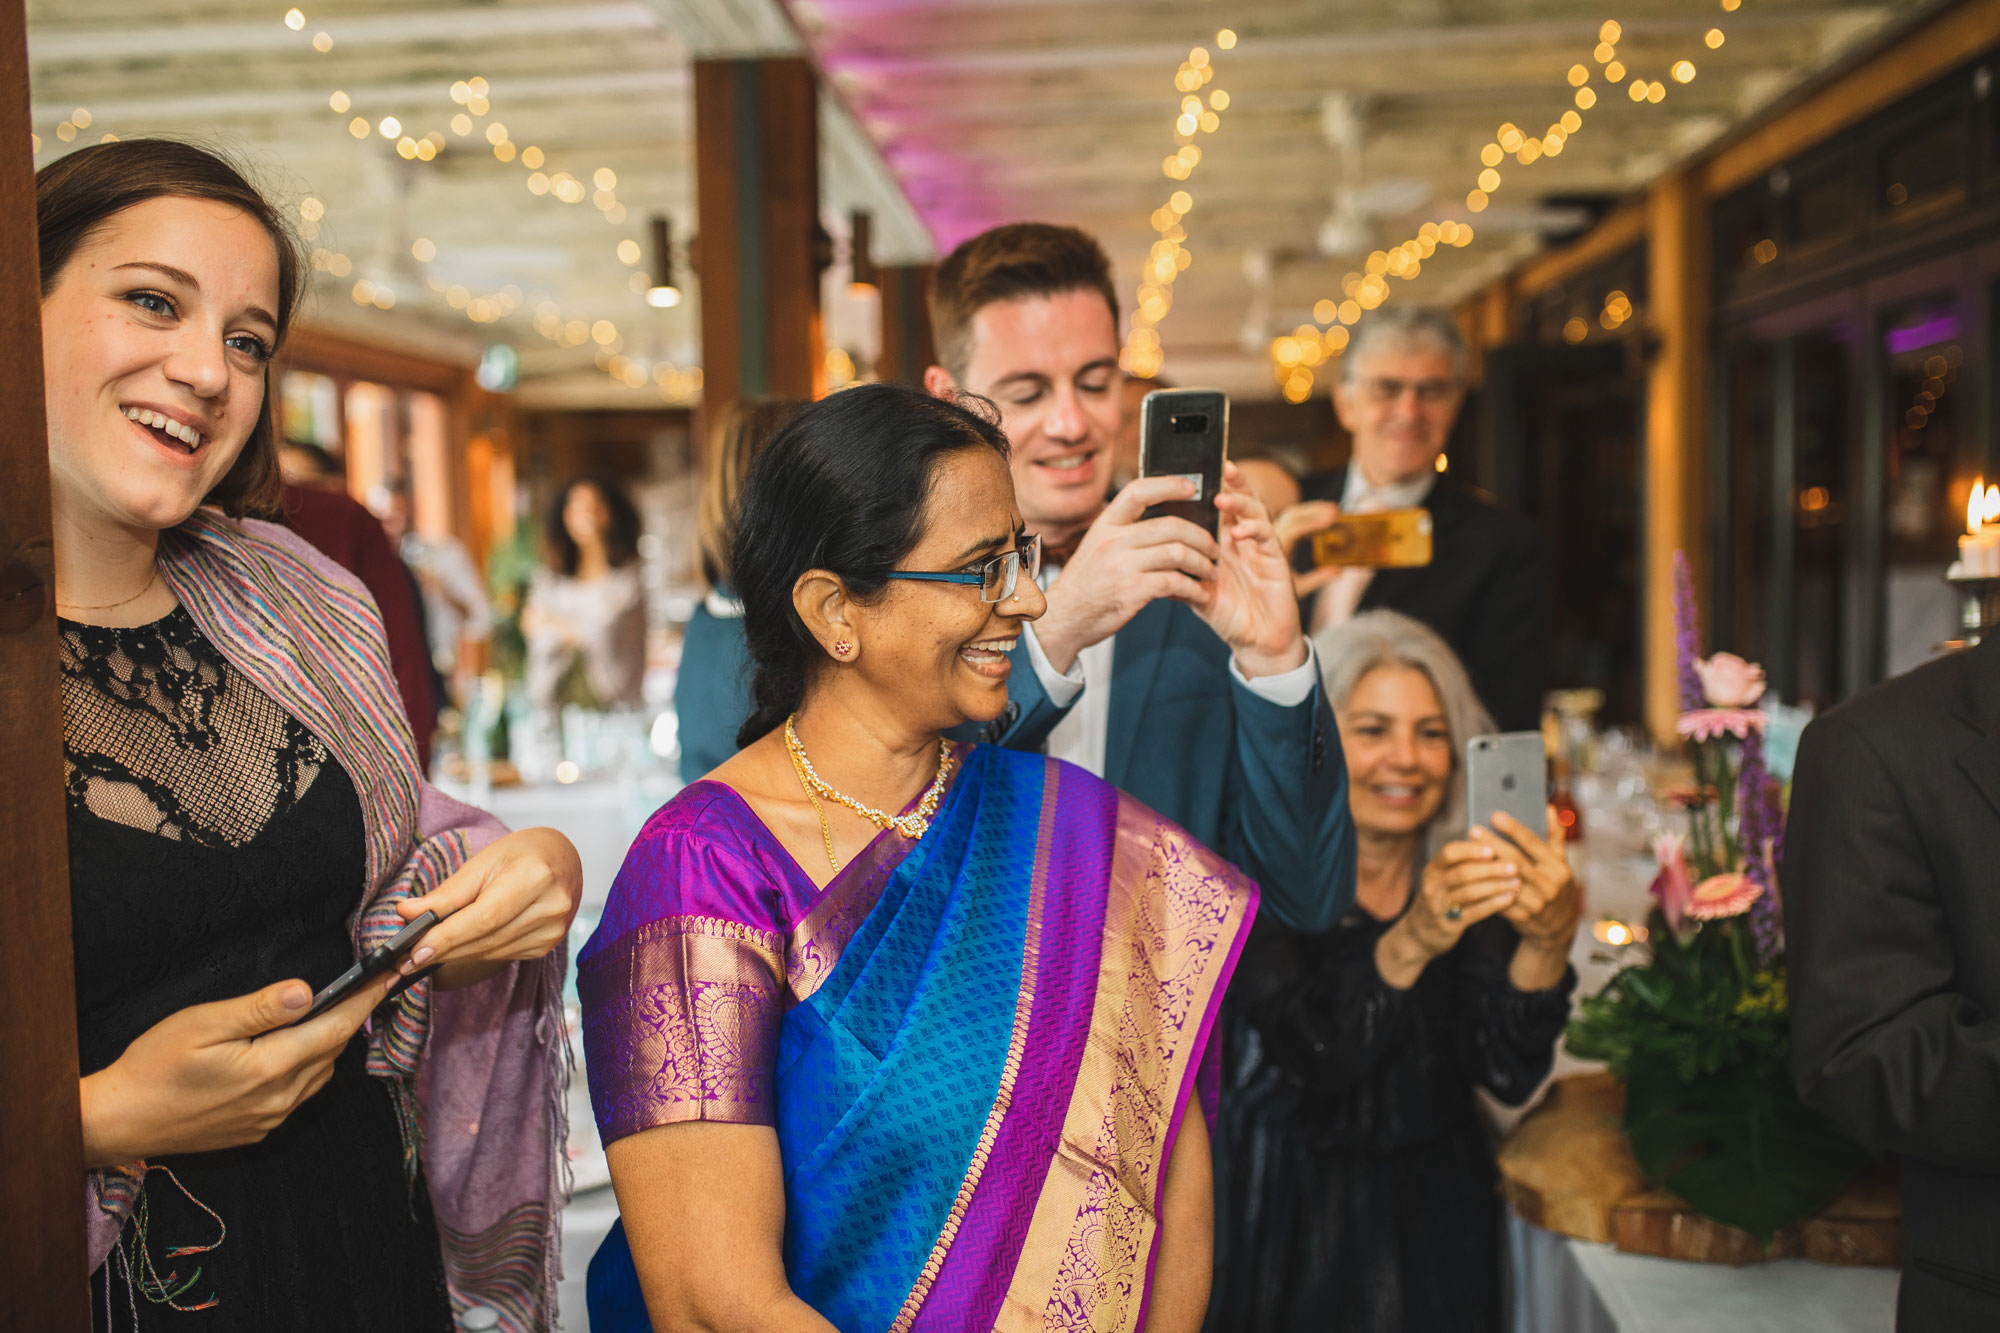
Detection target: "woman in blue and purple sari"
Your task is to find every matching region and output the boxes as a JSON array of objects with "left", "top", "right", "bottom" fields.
[{"left": 579, "top": 383, "right": 1262, "bottom": 1331}]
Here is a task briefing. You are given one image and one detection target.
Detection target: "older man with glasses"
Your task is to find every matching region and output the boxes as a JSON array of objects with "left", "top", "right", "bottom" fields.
[{"left": 1292, "top": 307, "right": 1549, "bottom": 731}]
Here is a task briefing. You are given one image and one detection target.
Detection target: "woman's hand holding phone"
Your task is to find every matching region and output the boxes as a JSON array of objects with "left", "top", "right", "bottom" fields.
[
  {"left": 1476, "top": 808, "right": 1581, "bottom": 991},
  {"left": 78, "top": 971, "right": 398, "bottom": 1168},
  {"left": 392, "top": 826, "right": 582, "bottom": 991},
  {"left": 1375, "top": 839, "right": 1523, "bottom": 989}
]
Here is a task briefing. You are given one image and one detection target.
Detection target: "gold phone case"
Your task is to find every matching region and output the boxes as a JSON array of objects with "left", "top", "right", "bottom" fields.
[{"left": 1310, "top": 508, "right": 1434, "bottom": 568}]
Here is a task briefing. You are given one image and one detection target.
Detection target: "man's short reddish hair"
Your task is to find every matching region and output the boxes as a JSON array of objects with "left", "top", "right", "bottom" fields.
[{"left": 929, "top": 223, "right": 1120, "bottom": 380}]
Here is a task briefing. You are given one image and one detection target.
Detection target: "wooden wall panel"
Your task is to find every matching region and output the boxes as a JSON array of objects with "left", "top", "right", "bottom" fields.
[
  {"left": 877, "top": 264, "right": 937, "bottom": 385},
  {"left": 693, "top": 58, "right": 824, "bottom": 458},
  {"left": 0, "top": 0, "right": 90, "bottom": 1323}
]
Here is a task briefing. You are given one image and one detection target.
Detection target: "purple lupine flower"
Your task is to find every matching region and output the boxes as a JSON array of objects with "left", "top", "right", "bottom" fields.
[
  {"left": 1673, "top": 550, "right": 1703, "bottom": 713},
  {"left": 1737, "top": 728, "right": 1782, "bottom": 959}
]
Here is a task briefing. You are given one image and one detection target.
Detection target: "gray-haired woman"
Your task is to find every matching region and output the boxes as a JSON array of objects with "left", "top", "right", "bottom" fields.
[{"left": 1208, "top": 610, "right": 1581, "bottom": 1332}]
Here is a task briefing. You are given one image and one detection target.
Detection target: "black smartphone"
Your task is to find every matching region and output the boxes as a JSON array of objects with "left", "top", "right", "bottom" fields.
[
  {"left": 1137, "top": 388, "right": 1229, "bottom": 537},
  {"left": 290, "top": 910, "right": 440, "bottom": 1026}
]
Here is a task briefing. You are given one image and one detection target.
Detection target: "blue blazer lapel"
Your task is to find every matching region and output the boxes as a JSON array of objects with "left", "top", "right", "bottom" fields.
[{"left": 1104, "top": 599, "right": 1174, "bottom": 788}]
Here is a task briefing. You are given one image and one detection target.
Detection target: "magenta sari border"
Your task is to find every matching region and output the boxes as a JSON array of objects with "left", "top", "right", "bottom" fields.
[
  {"left": 1132, "top": 870, "right": 1259, "bottom": 1332},
  {"left": 905, "top": 760, "right": 1118, "bottom": 1330}
]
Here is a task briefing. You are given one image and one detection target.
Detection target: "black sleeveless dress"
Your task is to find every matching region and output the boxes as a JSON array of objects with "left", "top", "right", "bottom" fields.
[{"left": 61, "top": 607, "right": 453, "bottom": 1332}]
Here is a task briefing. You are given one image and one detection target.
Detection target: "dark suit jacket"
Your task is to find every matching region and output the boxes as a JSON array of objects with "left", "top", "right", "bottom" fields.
[
  {"left": 1785, "top": 632, "right": 2000, "bottom": 1329},
  {"left": 1299, "top": 470, "right": 1548, "bottom": 732},
  {"left": 981, "top": 598, "right": 1356, "bottom": 932}
]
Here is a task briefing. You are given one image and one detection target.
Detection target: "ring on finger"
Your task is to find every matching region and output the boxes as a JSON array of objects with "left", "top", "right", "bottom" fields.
[{"left": 1444, "top": 905, "right": 1463, "bottom": 921}]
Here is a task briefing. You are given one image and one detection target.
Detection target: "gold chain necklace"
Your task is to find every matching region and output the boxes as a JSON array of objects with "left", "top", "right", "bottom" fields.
[
  {"left": 784, "top": 714, "right": 955, "bottom": 872},
  {"left": 57, "top": 568, "right": 158, "bottom": 614}
]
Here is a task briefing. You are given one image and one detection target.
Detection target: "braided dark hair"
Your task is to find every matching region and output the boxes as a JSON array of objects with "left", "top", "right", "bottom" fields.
[{"left": 729, "top": 383, "right": 1009, "bottom": 748}]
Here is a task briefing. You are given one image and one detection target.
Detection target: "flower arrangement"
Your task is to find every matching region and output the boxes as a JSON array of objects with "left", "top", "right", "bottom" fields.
[{"left": 1565, "top": 552, "right": 1870, "bottom": 1244}]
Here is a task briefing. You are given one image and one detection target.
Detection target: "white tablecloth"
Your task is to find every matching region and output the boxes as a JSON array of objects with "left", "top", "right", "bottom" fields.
[{"left": 1510, "top": 1215, "right": 1899, "bottom": 1332}]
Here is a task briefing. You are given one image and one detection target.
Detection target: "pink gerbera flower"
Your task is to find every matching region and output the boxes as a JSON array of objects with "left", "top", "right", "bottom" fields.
[
  {"left": 1687, "top": 872, "right": 1763, "bottom": 921},
  {"left": 1676, "top": 709, "right": 1768, "bottom": 743},
  {"left": 1649, "top": 832, "right": 1695, "bottom": 932}
]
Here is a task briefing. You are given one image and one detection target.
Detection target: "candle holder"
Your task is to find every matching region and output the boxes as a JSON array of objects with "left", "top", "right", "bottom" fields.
[{"left": 1940, "top": 570, "right": 2000, "bottom": 652}]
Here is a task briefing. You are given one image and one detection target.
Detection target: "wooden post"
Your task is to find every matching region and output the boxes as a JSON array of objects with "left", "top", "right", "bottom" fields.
[
  {"left": 1460, "top": 280, "right": 1515, "bottom": 490},
  {"left": 0, "top": 0, "right": 90, "bottom": 1324},
  {"left": 693, "top": 57, "right": 825, "bottom": 454},
  {"left": 876, "top": 264, "right": 936, "bottom": 385},
  {"left": 1643, "top": 171, "right": 1710, "bottom": 744}
]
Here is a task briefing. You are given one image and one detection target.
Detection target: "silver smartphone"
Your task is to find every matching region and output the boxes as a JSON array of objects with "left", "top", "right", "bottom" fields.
[{"left": 1464, "top": 732, "right": 1548, "bottom": 839}]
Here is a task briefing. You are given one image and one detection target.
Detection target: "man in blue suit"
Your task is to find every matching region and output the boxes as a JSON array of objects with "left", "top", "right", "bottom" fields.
[{"left": 922, "top": 223, "right": 1354, "bottom": 931}]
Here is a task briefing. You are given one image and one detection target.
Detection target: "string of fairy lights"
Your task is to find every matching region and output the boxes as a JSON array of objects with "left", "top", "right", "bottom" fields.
[
  {"left": 278, "top": 7, "right": 695, "bottom": 399},
  {"left": 32, "top": 8, "right": 691, "bottom": 402},
  {"left": 1120, "top": 28, "right": 1238, "bottom": 381},
  {"left": 1267, "top": 1, "right": 1746, "bottom": 402}
]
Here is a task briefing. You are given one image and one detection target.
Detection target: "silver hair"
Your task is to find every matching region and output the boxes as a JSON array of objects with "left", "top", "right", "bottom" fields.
[
  {"left": 1340, "top": 306, "right": 1468, "bottom": 383},
  {"left": 1314, "top": 609, "right": 1496, "bottom": 858}
]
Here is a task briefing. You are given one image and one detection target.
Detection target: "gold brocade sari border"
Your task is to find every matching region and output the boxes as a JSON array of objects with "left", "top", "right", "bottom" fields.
[
  {"left": 993, "top": 802, "right": 1252, "bottom": 1333},
  {"left": 887, "top": 758, "right": 1061, "bottom": 1333}
]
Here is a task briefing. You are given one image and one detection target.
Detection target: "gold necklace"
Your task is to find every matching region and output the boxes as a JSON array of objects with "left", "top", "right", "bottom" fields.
[
  {"left": 57, "top": 568, "right": 158, "bottom": 614},
  {"left": 784, "top": 714, "right": 955, "bottom": 872}
]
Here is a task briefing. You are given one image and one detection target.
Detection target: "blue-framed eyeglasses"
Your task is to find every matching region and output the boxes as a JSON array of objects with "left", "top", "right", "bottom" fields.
[{"left": 884, "top": 533, "right": 1042, "bottom": 603}]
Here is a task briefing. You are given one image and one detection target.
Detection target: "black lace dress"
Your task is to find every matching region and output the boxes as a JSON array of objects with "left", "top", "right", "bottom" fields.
[
  {"left": 62, "top": 607, "right": 453, "bottom": 1332},
  {"left": 1207, "top": 901, "right": 1575, "bottom": 1333}
]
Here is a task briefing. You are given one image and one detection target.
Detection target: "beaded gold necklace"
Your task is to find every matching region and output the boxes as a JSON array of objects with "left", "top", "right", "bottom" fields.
[{"left": 783, "top": 714, "right": 954, "bottom": 872}]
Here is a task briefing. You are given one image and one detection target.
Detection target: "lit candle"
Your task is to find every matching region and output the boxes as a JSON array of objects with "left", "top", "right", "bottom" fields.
[{"left": 1961, "top": 479, "right": 2000, "bottom": 578}]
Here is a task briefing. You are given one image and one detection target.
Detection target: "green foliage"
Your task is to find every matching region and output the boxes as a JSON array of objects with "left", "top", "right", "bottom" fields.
[
  {"left": 484, "top": 521, "right": 541, "bottom": 684},
  {"left": 1565, "top": 909, "right": 1871, "bottom": 1243}
]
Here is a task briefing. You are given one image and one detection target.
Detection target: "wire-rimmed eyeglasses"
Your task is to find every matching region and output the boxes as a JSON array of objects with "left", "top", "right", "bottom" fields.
[{"left": 884, "top": 533, "right": 1042, "bottom": 603}]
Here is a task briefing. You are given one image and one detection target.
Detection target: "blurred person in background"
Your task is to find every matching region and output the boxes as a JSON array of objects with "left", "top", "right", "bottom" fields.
[
  {"left": 275, "top": 438, "right": 439, "bottom": 766},
  {"left": 1285, "top": 308, "right": 1548, "bottom": 731},
  {"left": 923, "top": 221, "right": 1354, "bottom": 935},
  {"left": 678, "top": 398, "right": 805, "bottom": 782},
  {"left": 523, "top": 472, "right": 647, "bottom": 714},
  {"left": 371, "top": 482, "right": 492, "bottom": 692},
  {"left": 1210, "top": 610, "right": 1578, "bottom": 1332}
]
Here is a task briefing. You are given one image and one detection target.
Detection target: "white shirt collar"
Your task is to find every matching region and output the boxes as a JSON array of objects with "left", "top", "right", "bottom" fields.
[{"left": 1342, "top": 463, "right": 1438, "bottom": 512}]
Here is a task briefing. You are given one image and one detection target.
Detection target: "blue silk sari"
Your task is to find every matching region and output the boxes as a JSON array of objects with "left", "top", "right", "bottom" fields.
[{"left": 577, "top": 743, "right": 1256, "bottom": 1331}]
